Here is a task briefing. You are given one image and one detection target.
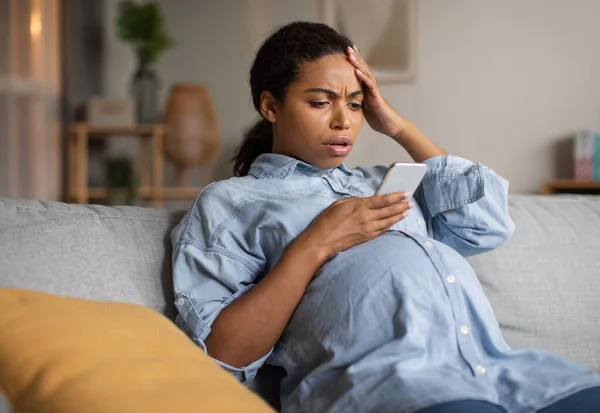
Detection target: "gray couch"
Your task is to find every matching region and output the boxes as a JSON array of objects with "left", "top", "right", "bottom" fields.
[{"left": 1, "top": 194, "right": 599, "bottom": 412}]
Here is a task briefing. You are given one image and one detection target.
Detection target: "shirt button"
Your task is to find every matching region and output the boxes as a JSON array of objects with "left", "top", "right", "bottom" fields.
[
  {"left": 417, "top": 218, "right": 425, "bottom": 225},
  {"left": 460, "top": 324, "right": 470, "bottom": 335},
  {"left": 176, "top": 297, "right": 186, "bottom": 306},
  {"left": 320, "top": 173, "right": 327, "bottom": 178},
  {"left": 476, "top": 365, "right": 487, "bottom": 375},
  {"left": 424, "top": 241, "right": 433, "bottom": 248},
  {"left": 446, "top": 275, "right": 456, "bottom": 283}
]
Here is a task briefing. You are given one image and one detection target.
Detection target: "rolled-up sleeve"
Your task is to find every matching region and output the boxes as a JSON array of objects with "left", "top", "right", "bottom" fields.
[
  {"left": 415, "top": 155, "right": 515, "bottom": 257},
  {"left": 171, "top": 241, "right": 272, "bottom": 384}
]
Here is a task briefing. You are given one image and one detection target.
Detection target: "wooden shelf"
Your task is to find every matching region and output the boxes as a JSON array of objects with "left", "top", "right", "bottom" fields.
[
  {"left": 88, "top": 186, "right": 204, "bottom": 199},
  {"left": 541, "top": 179, "right": 600, "bottom": 195},
  {"left": 67, "top": 123, "right": 166, "bottom": 207},
  {"left": 69, "top": 123, "right": 163, "bottom": 136}
]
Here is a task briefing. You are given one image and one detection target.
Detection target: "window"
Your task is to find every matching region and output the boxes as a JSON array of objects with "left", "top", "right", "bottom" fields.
[{"left": 0, "top": 0, "right": 61, "bottom": 200}]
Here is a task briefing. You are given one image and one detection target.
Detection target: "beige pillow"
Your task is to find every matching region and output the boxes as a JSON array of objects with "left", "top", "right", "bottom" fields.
[{"left": 0, "top": 288, "right": 275, "bottom": 413}]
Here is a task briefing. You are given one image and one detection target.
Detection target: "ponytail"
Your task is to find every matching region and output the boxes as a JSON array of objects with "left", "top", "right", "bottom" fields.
[{"left": 232, "top": 118, "right": 273, "bottom": 177}]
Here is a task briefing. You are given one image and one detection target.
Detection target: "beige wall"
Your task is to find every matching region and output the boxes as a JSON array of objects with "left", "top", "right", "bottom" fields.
[{"left": 104, "top": 0, "right": 600, "bottom": 194}]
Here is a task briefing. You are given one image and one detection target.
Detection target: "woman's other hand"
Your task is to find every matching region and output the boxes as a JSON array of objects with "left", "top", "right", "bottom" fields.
[
  {"left": 298, "top": 192, "right": 414, "bottom": 263},
  {"left": 346, "top": 45, "right": 407, "bottom": 140}
]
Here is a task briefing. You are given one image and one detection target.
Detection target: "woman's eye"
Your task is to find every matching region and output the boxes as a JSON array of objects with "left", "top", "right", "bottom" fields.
[
  {"left": 309, "top": 101, "right": 328, "bottom": 108},
  {"left": 349, "top": 103, "right": 363, "bottom": 111}
]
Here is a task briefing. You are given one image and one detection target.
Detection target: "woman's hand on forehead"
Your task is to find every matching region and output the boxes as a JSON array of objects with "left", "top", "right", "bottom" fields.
[{"left": 346, "top": 45, "right": 408, "bottom": 140}]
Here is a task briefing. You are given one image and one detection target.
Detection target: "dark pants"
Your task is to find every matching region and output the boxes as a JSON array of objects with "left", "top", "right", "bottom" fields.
[{"left": 416, "top": 386, "right": 600, "bottom": 413}]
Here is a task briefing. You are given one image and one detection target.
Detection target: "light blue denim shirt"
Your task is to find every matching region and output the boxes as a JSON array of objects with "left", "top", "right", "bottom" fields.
[{"left": 171, "top": 153, "right": 600, "bottom": 413}]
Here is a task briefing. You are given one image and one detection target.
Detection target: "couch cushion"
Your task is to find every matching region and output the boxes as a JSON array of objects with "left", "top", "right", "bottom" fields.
[
  {"left": 0, "top": 197, "right": 184, "bottom": 320},
  {"left": 468, "top": 194, "right": 600, "bottom": 371},
  {"left": 0, "top": 288, "right": 275, "bottom": 413}
]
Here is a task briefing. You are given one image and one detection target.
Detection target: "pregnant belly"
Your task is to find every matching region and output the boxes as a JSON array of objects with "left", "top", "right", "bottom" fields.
[
  {"left": 280, "top": 232, "right": 451, "bottom": 363},
  {"left": 307, "top": 231, "right": 444, "bottom": 312}
]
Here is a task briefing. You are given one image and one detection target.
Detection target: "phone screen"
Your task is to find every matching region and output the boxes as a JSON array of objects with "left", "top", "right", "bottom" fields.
[{"left": 375, "top": 163, "right": 427, "bottom": 196}]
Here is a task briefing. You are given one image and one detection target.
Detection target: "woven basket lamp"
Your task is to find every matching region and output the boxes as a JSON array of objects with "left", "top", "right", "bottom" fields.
[{"left": 163, "top": 84, "right": 220, "bottom": 187}]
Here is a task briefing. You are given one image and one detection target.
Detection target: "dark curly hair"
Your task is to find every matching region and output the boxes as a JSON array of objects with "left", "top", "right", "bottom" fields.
[{"left": 232, "top": 21, "right": 353, "bottom": 177}]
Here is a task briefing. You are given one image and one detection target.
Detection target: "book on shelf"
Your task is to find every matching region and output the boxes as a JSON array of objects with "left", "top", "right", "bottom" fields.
[{"left": 573, "top": 130, "right": 600, "bottom": 181}]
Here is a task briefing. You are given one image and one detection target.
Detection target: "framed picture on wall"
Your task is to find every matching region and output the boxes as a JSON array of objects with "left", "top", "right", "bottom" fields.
[{"left": 318, "top": 0, "right": 418, "bottom": 83}]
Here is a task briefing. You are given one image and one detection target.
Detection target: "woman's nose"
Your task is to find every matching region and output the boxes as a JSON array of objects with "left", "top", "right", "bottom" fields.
[{"left": 330, "top": 105, "right": 351, "bottom": 130}]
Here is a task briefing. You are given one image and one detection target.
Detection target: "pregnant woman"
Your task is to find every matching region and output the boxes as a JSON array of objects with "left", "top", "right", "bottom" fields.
[{"left": 171, "top": 21, "right": 600, "bottom": 413}]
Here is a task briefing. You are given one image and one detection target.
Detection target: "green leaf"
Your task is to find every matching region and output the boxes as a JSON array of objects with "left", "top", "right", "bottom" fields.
[{"left": 116, "top": 0, "right": 174, "bottom": 68}]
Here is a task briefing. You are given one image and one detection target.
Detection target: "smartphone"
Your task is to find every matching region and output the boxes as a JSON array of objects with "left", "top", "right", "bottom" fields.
[{"left": 374, "top": 162, "right": 428, "bottom": 196}]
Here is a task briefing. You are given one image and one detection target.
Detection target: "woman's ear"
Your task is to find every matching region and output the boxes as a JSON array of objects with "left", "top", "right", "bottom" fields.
[{"left": 259, "top": 91, "right": 278, "bottom": 123}]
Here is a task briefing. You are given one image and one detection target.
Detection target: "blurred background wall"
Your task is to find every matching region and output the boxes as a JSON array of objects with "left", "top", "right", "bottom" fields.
[
  {"left": 3, "top": 0, "right": 600, "bottom": 206},
  {"left": 102, "top": 0, "right": 600, "bottom": 194}
]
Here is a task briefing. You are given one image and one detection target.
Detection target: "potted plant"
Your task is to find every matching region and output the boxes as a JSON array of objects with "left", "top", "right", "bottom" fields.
[
  {"left": 117, "top": 0, "right": 174, "bottom": 123},
  {"left": 105, "top": 156, "right": 138, "bottom": 206}
]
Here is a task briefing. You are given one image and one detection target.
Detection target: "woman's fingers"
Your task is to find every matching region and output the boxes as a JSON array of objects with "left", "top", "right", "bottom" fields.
[
  {"left": 347, "top": 46, "right": 380, "bottom": 100},
  {"left": 355, "top": 68, "right": 377, "bottom": 91},
  {"left": 348, "top": 54, "right": 374, "bottom": 82},
  {"left": 372, "top": 200, "right": 414, "bottom": 221},
  {"left": 366, "top": 192, "right": 410, "bottom": 209},
  {"left": 347, "top": 48, "right": 366, "bottom": 70},
  {"left": 347, "top": 46, "right": 372, "bottom": 76},
  {"left": 374, "top": 210, "right": 411, "bottom": 232}
]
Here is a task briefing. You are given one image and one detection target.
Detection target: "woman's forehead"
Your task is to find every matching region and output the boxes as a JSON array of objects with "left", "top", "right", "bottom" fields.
[{"left": 294, "top": 55, "right": 362, "bottom": 92}]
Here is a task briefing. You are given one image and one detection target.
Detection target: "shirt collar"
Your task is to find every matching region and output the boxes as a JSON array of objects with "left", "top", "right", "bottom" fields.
[{"left": 248, "top": 153, "right": 353, "bottom": 179}]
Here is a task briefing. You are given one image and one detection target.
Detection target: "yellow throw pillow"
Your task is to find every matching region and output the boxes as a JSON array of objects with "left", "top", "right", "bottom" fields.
[{"left": 0, "top": 288, "right": 275, "bottom": 413}]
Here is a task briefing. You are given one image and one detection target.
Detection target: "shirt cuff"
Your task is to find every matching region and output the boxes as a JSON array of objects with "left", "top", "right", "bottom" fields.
[
  {"left": 174, "top": 295, "right": 271, "bottom": 384},
  {"left": 420, "top": 155, "right": 485, "bottom": 216}
]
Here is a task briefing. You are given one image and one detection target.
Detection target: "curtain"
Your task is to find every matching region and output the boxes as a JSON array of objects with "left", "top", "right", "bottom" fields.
[{"left": 0, "top": 0, "right": 61, "bottom": 200}]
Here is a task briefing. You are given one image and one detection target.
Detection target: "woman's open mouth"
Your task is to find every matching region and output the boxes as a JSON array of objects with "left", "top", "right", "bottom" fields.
[{"left": 323, "top": 140, "right": 352, "bottom": 156}]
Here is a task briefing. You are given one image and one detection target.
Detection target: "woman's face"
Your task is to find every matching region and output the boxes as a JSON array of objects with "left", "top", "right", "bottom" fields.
[{"left": 268, "top": 54, "right": 364, "bottom": 170}]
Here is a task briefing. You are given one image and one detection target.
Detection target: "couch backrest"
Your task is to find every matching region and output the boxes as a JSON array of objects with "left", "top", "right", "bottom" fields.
[
  {"left": 0, "top": 197, "right": 184, "bottom": 320},
  {"left": 468, "top": 194, "right": 600, "bottom": 371},
  {"left": 1, "top": 195, "right": 600, "bottom": 373}
]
